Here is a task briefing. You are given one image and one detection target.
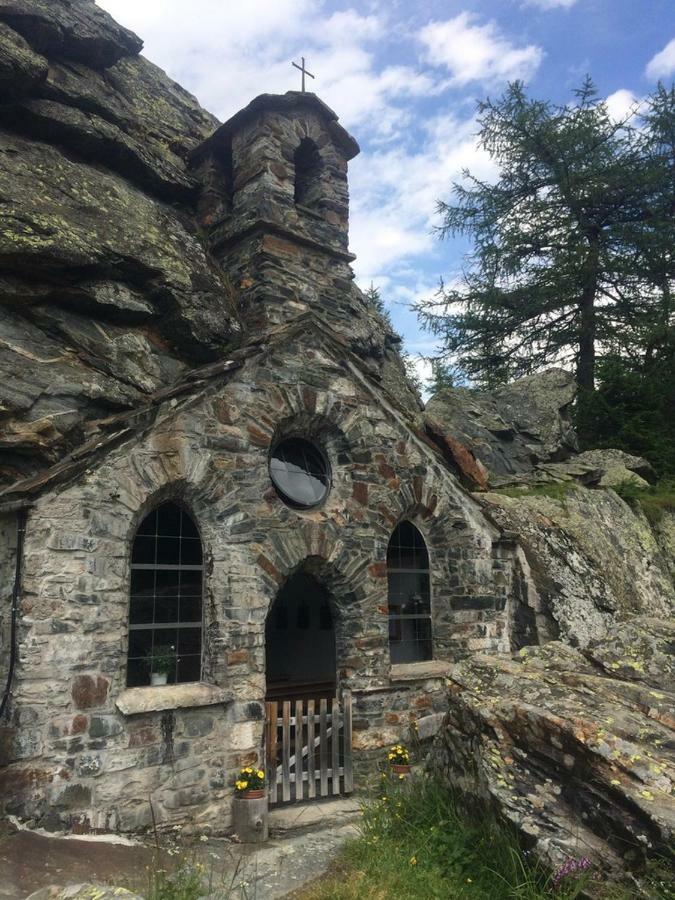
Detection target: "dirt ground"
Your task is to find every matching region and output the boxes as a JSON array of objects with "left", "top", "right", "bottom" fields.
[{"left": 0, "top": 799, "right": 360, "bottom": 899}]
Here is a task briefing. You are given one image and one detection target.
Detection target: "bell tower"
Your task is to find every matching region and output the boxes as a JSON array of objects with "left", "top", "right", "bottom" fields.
[{"left": 192, "top": 92, "right": 360, "bottom": 328}]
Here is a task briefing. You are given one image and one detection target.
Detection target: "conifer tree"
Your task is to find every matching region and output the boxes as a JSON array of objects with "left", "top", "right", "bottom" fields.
[{"left": 418, "top": 80, "right": 675, "bottom": 411}]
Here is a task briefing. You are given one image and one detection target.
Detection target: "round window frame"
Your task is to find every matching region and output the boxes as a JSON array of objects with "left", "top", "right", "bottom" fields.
[{"left": 268, "top": 436, "right": 332, "bottom": 510}]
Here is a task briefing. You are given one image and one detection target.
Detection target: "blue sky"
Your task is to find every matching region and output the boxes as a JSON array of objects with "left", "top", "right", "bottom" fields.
[{"left": 97, "top": 0, "right": 674, "bottom": 381}]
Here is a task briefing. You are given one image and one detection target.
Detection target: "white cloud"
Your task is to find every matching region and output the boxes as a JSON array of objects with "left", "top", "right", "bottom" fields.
[
  {"left": 522, "top": 0, "right": 577, "bottom": 9},
  {"left": 645, "top": 38, "right": 675, "bottom": 80},
  {"left": 418, "top": 13, "right": 543, "bottom": 86},
  {"left": 350, "top": 112, "right": 497, "bottom": 280},
  {"left": 605, "top": 89, "right": 640, "bottom": 122},
  {"left": 96, "top": 1, "right": 431, "bottom": 141}
]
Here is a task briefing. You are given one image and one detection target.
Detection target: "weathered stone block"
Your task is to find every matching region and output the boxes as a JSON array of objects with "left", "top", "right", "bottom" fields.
[{"left": 71, "top": 675, "right": 109, "bottom": 710}]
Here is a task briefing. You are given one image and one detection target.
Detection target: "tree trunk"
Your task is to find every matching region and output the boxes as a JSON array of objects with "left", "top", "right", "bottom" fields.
[
  {"left": 575, "top": 236, "right": 601, "bottom": 447},
  {"left": 577, "top": 237, "right": 599, "bottom": 392}
]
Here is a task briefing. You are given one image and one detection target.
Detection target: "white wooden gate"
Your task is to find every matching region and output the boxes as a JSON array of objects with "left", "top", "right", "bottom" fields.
[{"left": 265, "top": 692, "right": 353, "bottom": 805}]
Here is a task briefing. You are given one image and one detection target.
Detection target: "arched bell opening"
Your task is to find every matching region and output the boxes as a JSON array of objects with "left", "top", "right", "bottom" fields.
[
  {"left": 265, "top": 569, "right": 337, "bottom": 703},
  {"left": 293, "top": 137, "right": 323, "bottom": 208}
]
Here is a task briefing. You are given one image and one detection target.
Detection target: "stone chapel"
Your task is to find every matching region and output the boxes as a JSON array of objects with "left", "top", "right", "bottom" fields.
[{"left": 0, "top": 8, "right": 529, "bottom": 832}]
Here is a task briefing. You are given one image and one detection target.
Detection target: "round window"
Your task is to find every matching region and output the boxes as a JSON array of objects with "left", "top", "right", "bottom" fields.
[{"left": 269, "top": 438, "right": 331, "bottom": 509}]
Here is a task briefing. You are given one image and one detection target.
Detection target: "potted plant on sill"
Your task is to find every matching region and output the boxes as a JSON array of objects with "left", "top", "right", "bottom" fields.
[
  {"left": 145, "top": 644, "right": 176, "bottom": 686},
  {"left": 388, "top": 744, "right": 411, "bottom": 775},
  {"left": 234, "top": 766, "right": 266, "bottom": 800}
]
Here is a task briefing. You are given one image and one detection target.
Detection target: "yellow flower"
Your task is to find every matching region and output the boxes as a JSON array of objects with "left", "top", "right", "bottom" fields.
[
  {"left": 257, "top": 770, "right": 265, "bottom": 779},
  {"left": 466, "top": 877, "right": 473, "bottom": 883},
  {"left": 409, "top": 856, "right": 417, "bottom": 866}
]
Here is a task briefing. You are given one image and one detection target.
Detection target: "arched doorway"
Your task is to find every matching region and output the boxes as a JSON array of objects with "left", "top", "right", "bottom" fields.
[{"left": 265, "top": 570, "right": 336, "bottom": 702}]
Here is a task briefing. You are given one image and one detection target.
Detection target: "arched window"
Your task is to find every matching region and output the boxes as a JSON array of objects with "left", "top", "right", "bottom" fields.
[
  {"left": 387, "top": 521, "right": 432, "bottom": 664},
  {"left": 294, "top": 138, "right": 323, "bottom": 207},
  {"left": 127, "top": 501, "right": 203, "bottom": 687}
]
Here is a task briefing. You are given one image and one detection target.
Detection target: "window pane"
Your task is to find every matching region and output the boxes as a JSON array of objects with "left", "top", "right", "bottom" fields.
[
  {"left": 177, "top": 627, "right": 202, "bottom": 656},
  {"left": 128, "top": 628, "right": 153, "bottom": 660},
  {"left": 156, "top": 536, "right": 180, "bottom": 565},
  {"left": 389, "top": 617, "right": 432, "bottom": 664},
  {"left": 180, "top": 538, "right": 203, "bottom": 565},
  {"left": 130, "top": 569, "right": 155, "bottom": 597},
  {"left": 136, "top": 508, "right": 157, "bottom": 536},
  {"left": 177, "top": 653, "right": 201, "bottom": 683},
  {"left": 157, "top": 502, "right": 182, "bottom": 537},
  {"left": 180, "top": 595, "right": 202, "bottom": 623},
  {"left": 127, "top": 502, "right": 203, "bottom": 687},
  {"left": 180, "top": 510, "right": 200, "bottom": 540},
  {"left": 129, "top": 596, "right": 154, "bottom": 625},
  {"left": 154, "top": 596, "right": 179, "bottom": 623},
  {"left": 155, "top": 569, "right": 181, "bottom": 598},
  {"left": 132, "top": 536, "right": 155, "bottom": 565},
  {"left": 387, "top": 521, "right": 429, "bottom": 569},
  {"left": 387, "top": 521, "right": 432, "bottom": 663},
  {"left": 127, "top": 656, "right": 147, "bottom": 687},
  {"left": 269, "top": 438, "right": 330, "bottom": 508}
]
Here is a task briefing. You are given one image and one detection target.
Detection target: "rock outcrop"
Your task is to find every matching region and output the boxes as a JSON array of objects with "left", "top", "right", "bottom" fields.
[
  {"left": 0, "top": 0, "right": 407, "bottom": 490},
  {"left": 478, "top": 485, "right": 674, "bottom": 646},
  {"left": 425, "top": 369, "right": 578, "bottom": 479},
  {"left": 429, "top": 616, "right": 675, "bottom": 884}
]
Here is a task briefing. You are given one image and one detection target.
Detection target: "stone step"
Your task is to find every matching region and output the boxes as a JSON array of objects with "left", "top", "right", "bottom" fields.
[{"left": 268, "top": 795, "right": 361, "bottom": 837}]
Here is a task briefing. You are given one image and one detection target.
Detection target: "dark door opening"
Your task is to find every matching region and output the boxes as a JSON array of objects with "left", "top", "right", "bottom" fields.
[{"left": 265, "top": 571, "right": 336, "bottom": 702}]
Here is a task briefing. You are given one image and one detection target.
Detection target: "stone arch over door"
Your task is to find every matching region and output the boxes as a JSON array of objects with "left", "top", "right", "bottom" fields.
[{"left": 253, "top": 523, "right": 390, "bottom": 694}]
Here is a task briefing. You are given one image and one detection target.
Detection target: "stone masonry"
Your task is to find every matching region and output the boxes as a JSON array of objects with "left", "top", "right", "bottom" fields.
[{"left": 0, "top": 318, "right": 516, "bottom": 832}]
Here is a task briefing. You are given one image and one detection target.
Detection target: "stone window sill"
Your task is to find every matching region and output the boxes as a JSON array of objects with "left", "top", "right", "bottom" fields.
[
  {"left": 116, "top": 682, "right": 232, "bottom": 716},
  {"left": 389, "top": 660, "right": 453, "bottom": 683}
]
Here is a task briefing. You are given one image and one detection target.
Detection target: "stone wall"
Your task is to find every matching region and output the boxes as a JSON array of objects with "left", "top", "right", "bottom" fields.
[{"left": 0, "top": 330, "right": 516, "bottom": 832}]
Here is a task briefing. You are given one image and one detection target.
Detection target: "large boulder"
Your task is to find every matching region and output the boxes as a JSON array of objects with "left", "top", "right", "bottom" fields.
[
  {"left": 425, "top": 369, "right": 578, "bottom": 479},
  {"left": 429, "top": 617, "right": 675, "bottom": 883},
  {"left": 477, "top": 485, "right": 674, "bottom": 646}
]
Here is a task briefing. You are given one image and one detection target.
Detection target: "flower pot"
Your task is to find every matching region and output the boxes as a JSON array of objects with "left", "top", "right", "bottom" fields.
[
  {"left": 392, "top": 763, "right": 411, "bottom": 775},
  {"left": 240, "top": 789, "right": 266, "bottom": 799},
  {"left": 150, "top": 672, "right": 168, "bottom": 686}
]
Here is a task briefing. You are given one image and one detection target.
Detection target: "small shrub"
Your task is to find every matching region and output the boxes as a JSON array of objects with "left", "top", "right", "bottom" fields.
[{"left": 146, "top": 855, "right": 205, "bottom": 900}]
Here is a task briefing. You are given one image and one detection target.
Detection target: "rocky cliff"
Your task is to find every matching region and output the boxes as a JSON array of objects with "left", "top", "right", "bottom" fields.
[
  {"left": 0, "top": 0, "right": 407, "bottom": 490},
  {"left": 429, "top": 617, "right": 675, "bottom": 886},
  {"left": 426, "top": 371, "right": 674, "bottom": 643},
  {"left": 426, "top": 372, "right": 674, "bottom": 887}
]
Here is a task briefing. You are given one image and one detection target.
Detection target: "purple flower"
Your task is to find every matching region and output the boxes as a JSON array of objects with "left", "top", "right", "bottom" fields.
[{"left": 553, "top": 856, "right": 592, "bottom": 889}]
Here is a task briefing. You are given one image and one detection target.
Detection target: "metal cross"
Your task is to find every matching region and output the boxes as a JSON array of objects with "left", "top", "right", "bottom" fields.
[{"left": 292, "top": 57, "right": 315, "bottom": 93}]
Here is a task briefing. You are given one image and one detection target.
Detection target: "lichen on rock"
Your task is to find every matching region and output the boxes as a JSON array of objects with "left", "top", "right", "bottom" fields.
[{"left": 428, "top": 616, "right": 675, "bottom": 884}]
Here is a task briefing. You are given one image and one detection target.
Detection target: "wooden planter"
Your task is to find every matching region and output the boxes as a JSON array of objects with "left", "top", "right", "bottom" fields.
[
  {"left": 391, "top": 763, "right": 411, "bottom": 776},
  {"left": 232, "top": 791, "right": 268, "bottom": 843}
]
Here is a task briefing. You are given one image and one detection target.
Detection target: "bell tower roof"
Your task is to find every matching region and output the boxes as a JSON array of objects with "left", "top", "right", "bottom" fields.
[{"left": 194, "top": 91, "right": 360, "bottom": 163}]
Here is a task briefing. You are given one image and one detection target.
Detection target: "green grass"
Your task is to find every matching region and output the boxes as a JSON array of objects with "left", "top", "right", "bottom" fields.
[
  {"left": 297, "top": 777, "right": 594, "bottom": 900},
  {"left": 612, "top": 478, "right": 675, "bottom": 525}
]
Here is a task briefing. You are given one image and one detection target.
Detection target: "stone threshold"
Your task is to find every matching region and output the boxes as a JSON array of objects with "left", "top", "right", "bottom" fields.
[
  {"left": 269, "top": 795, "right": 361, "bottom": 837},
  {"left": 115, "top": 682, "right": 232, "bottom": 716}
]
